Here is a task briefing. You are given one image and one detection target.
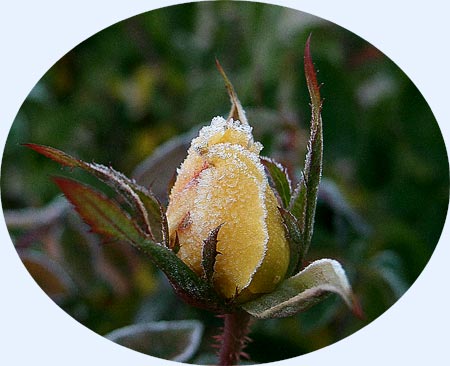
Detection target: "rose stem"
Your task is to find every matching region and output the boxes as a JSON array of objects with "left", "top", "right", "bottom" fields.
[{"left": 218, "top": 310, "right": 252, "bottom": 366}]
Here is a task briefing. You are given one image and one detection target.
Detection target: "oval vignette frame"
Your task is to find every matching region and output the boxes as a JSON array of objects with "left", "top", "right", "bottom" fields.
[{"left": 1, "top": 2, "right": 449, "bottom": 366}]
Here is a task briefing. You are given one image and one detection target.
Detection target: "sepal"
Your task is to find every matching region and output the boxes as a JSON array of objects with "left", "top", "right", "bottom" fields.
[
  {"left": 261, "top": 157, "right": 292, "bottom": 208},
  {"left": 242, "top": 258, "right": 356, "bottom": 319},
  {"left": 288, "top": 35, "right": 323, "bottom": 259}
]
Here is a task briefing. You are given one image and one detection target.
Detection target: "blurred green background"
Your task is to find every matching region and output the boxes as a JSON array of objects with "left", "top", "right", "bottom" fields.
[{"left": 1, "top": 1, "right": 448, "bottom": 364}]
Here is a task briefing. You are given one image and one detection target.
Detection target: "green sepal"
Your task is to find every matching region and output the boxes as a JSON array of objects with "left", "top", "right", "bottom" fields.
[
  {"left": 138, "top": 237, "right": 228, "bottom": 313},
  {"left": 288, "top": 36, "right": 323, "bottom": 259},
  {"left": 215, "top": 59, "right": 248, "bottom": 125},
  {"left": 242, "top": 258, "right": 357, "bottom": 319},
  {"left": 261, "top": 157, "right": 292, "bottom": 208},
  {"left": 279, "top": 208, "right": 304, "bottom": 277},
  {"left": 201, "top": 224, "right": 223, "bottom": 284}
]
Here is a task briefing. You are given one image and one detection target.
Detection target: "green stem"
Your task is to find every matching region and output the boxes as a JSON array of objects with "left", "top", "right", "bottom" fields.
[{"left": 218, "top": 310, "right": 252, "bottom": 366}]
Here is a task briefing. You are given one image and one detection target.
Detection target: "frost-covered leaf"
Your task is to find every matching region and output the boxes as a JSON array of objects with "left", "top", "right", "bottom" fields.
[
  {"left": 25, "top": 143, "right": 163, "bottom": 242},
  {"left": 261, "top": 157, "right": 292, "bottom": 208},
  {"left": 289, "top": 176, "right": 307, "bottom": 232},
  {"left": 134, "top": 236, "right": 227, "bottom": 312},
  {"left": 289, "top": 37, "right": 323, "bottom": 257},
  {"left": 23, "top": 143, "right": 80, "bottom": 168},
  {"left": 105, "top": 320, "right": 204, "bottom": 362},
  {"left": 242, "top": 259, "right": 355, "bottom": 319}
]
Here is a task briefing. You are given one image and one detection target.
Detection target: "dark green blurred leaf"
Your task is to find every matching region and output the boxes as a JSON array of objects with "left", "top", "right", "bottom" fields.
[
  {"left": 368, "top": 250, "right": 408, "bottom": 299},
  {"left": 132, "top": 127, "right": 199, "bottom": 202},
  {"left": 21, "top": 250, "right": 76, "bottom": 303}
]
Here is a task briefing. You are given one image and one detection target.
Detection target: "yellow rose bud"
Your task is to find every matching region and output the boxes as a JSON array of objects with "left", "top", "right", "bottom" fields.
[{"left": 166, "top": 116, "right": 290, "bottom": 301}]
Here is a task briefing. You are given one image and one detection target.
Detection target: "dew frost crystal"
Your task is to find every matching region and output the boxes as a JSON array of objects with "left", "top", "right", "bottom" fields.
[{"left": 166, "top": 116, "right": 290, "bottom": 301}]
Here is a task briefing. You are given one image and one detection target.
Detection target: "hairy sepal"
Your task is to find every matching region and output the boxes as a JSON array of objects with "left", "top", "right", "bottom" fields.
[
  {"left": 261, "top": 157, "right": 292, "bottom": 208},
  {"left": 279, "top": 208, "right": 304, "bottom": 277},
  {"left": 289, "top": 36, "right": 323, "bottom": 264},
  {"left": 215, "top": 59, "right": 248, "bottom": 125},
  {"left": 242, "top": 258, "right": 356, "bottom": 319}
]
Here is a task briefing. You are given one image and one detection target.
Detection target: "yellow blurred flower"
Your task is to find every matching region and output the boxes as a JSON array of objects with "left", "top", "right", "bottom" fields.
[{"left": 166, "top": 116, "right": 290, "bottom": 301}]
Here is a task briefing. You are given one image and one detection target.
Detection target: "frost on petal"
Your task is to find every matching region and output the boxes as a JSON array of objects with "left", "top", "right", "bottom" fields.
[
  {"left": 166, "top": 117, "right": 289, "bottom": 300},
  {"left": 191, "top": 117, "right": 262, "bottom": 155}
]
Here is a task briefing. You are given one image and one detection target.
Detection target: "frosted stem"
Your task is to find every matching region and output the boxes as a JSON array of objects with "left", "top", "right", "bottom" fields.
[{"left": 218, "top": 310, "right": 252, "bottom": 366}]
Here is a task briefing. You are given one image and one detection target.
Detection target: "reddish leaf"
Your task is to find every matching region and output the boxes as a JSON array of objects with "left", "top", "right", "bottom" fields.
[
  {"left": 24, "top": 143, "right": 82, "bottom": 168},
  {"left": 25, "top": 143, "right": 162, "bottom": 241},
  {"left": 53, "top": 177, "right": 146, "bottom": 245},
  {"left": 304, "top": 35, "right": 322, "bottom": 111}
]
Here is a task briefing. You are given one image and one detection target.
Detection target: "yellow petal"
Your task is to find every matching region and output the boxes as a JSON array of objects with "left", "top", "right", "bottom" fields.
[{"left": 166, "top": 117, "right": 289, "bottom": 300}]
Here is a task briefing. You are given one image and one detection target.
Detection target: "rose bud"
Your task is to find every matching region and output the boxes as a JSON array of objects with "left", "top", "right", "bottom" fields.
[{"left": 166, "top": 116, "right": 290, "bottom": 302}]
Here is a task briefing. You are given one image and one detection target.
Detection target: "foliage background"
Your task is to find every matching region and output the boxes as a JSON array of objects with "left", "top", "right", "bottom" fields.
[{"left": 1, "top": 1, "right": 448, "bottom": 364}]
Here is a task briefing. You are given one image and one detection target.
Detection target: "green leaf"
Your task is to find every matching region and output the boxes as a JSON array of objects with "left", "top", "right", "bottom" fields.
[
  {"left": 369, "top": 250, "right": 408, "bottom": 299},
  {"left": 105, "top": 320, "right": 204, "bottom": 362},
  {"left": 320, "top": 178, "right": 371, "bottom": 236},
  {"left": 25, "top": 143, "right": 163, "bottom": 242},
  {"left": 289, "top": 36, "right": 323, "bottom": 259},
  {"left": 242, "top": 258, "right": 356, "bottom": 319},
  {"left": 261, "top": 157, "right": 292, "bottom": 208}
]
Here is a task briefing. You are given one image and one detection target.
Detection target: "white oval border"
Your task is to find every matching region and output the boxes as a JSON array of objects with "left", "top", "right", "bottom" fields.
[{"left": 1, "top": 1, "right": 449, "bottom": 366}]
